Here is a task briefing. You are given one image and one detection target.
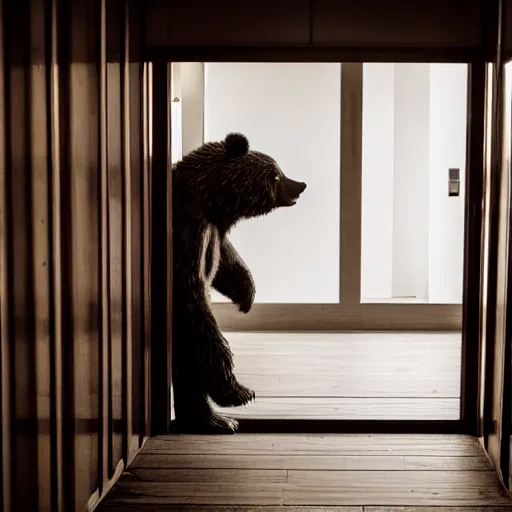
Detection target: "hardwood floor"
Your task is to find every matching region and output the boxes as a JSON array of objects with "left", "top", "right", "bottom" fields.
[
  {"left": 213, "top": 332, "right": 461, "bottom": 420},
  {"left": 98, "top": 434, "right": 512, "bottom": 509},
  {"left": 97, "top": 332, "right": 506, "bottom": 510}
]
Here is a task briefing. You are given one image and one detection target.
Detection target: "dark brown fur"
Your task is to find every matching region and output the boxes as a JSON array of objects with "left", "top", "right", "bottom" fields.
[{"left": 172, "top": 133, "right": 306, "bottom": 434}]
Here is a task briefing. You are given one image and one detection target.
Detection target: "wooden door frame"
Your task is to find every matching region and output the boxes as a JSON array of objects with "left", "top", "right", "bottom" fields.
[
  {"left": 148, "top": 59, "right": 173, "bottom": 435},
  {"left": 148, "top": 50, "right": 489, "bottom": 435}
]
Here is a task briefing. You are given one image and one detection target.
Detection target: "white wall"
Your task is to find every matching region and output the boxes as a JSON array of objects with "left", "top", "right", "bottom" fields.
[
  {"left": 170, "top": 62, "right": 204, "bottom": 161},
  {"left": 428, "top": 64, "right": 467, "bottom": 304},
  {"left": 170, "top": 63, "right": 183, "bottom": 163},
  {"left": 361, "top": 63, "right": 467, "bottom": 304},
  {"left": 203, "top": 62, "right": 341, "bottom": 303},
  {"left": 392, "top": 64, "right": 431, "bottom": 300},
  {"left": 180, "top": 62, "right": 204, "bottom": 156},
  {"left": 176, "top": 62, "right": 467, "bottom": 305},
  {"left": 361, "top": 63, "right": 395, "bottom": 300}
]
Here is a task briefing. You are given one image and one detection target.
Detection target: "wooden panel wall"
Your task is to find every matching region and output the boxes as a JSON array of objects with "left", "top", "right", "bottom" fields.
[{"left": 0, "top": 0, "right": 151, "bottom": 510}]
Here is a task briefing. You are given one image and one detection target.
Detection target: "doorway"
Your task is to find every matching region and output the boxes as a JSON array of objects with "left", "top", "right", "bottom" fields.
[{"left": 155, "top": 58, "right": 485, "bottom": 434}]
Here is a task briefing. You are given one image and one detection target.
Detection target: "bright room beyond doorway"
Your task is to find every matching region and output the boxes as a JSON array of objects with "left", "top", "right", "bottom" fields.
[{"left": 170, "top": 61, "right": 466, "bottom": 423}]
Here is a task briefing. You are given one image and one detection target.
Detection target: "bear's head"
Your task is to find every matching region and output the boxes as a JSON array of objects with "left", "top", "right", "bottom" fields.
[{"left": 173, "top": 132, "right": 307, "bottom": 228}]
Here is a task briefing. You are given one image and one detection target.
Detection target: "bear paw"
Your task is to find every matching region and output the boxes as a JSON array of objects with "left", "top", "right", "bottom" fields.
[
  {"left": 209, "top": 378, "right": 256, "bottom": 408},
  {"left": 172, "top": 411, "right": 239, "bottom": 435},
  {"left": 233, "top": 278, "right": 255, "bottom": 314},
  {"left": 238, "top": 295, "right": 254, "bottom": 314}
]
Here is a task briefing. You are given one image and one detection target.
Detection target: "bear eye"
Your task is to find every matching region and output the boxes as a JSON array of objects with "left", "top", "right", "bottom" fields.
[{"left": 275, "top": 175, "right": 280, "bottom": 181}]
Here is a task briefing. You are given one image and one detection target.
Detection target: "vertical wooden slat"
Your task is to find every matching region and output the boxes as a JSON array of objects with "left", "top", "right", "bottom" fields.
[
  {"left": 0, "top": 0, "right": 11, "bottom": 507},
  {"left": 482, "top": 59, "right": 500, "bottom": 451},
  {"left": 56, "top": 0, "right": 75, "bottom": 507},
  {"left": 479, "top": 62, "right": 496, "bottom": 443},
  {"left": 105, "top": 0, "right": 124, "bottom": 478},
  {"left": 127, "top": 0, "right": 146, "bottom": 453},
  {"left": 48, "top": 0, "right": 65, "bottom": 508},
  {"left": 121, "top": 0, "right": 134, "bottom": 464},
  {"left": 68, "top": 0, "right": 104, "bottom": 506},
  {"left": 1, "top": 1, "right": 14, "bottom": 506},
  {"left": 29, "top": 0, "right": 52, "bottom": 509},
  {"left": 98, "top": 0, "right": 110, "bottom": 493},
  {"left": 6, "top": 0, "right": 40, "bottom": 509},
  {"left": 142, "top": 59, "right": 152, "bottom": 441}
]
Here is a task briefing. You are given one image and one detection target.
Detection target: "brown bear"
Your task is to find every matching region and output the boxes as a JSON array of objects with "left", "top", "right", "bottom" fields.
[{"left": 172, "top": 132, "right": 306, "bottom": 434}]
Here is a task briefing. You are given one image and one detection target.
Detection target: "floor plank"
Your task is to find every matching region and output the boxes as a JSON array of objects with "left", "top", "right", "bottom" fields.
[
  {"left": 285, "top": 470, "right": 511, "bottom": 506},
  {"left": 104, "top": 481, "right": 284, "bottom": 506},
  {"left": 123, "top": 468, "right": 287, "bottom": 483},
  {"left": 215, "top": 397, "right": 460, "bottom": 420},
  {"left": 404, "top": 455, "right": 493, "bottom": 471},
  {"left": 145, "top": 434, "right": 483, "bottom": 457},
  {"left": 131, "top": 453, "right": 406, "bottom": 471},
  {"left": 232, "top": 373, "right": 460, "bottom": 398}
]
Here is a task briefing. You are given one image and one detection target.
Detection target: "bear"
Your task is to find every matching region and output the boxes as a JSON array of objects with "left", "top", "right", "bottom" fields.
[{"left": 172, "top": 132, "right": 307, "bottom": 434}]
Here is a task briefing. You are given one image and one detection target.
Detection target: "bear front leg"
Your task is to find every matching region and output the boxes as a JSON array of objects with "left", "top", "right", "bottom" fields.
[{"left": 212, "top": 238, "right": 255, "bottom": 314}]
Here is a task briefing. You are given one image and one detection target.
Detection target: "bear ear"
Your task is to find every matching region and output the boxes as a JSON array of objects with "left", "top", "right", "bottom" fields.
[{"left": 224, "top": 132, "right": 249, "bottom": 158}]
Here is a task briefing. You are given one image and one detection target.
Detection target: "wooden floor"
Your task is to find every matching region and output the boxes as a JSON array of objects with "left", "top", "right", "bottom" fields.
[
  {"left": 99, "top": 434, "right": 512, "bottom": 510},
  {"left": 212, "top": 332, "right": 461, "bottom": 420},
  {"left": 99, "top": 332, "right": 509, "bottom": 510}
]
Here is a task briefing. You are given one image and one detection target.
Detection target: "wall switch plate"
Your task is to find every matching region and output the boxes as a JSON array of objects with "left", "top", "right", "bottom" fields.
[{"left": 449, "top": 168, "right": 460, "bottom": 197}]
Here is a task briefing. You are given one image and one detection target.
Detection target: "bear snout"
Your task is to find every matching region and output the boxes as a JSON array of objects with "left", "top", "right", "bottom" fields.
[
  {"left": 295, "top": 181, "right": 307, "bottom": 195},
  {"left": 288, "top": 179, "right": 307, "bottom": 199},
  {"left": 276, "top": 176, "right": 307, "bottom": 207}
]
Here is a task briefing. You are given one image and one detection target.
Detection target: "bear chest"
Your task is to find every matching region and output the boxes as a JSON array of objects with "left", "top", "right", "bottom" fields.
[{"left": 199, "top": 224, "right": 221, "bottom": 285}]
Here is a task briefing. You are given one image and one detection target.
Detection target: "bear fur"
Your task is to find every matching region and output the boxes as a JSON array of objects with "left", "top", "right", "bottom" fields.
[{"left": 172, "top": 132, "right": 306, "bottom": 434}]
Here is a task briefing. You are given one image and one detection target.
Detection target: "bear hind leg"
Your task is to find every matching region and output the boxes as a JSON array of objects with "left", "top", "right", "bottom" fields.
[
  {"left": 172, "top": 365, "right": 239, "bottom": 435},
  {"left": 202, "top": 329, "right": 256, "bottom": 408}
]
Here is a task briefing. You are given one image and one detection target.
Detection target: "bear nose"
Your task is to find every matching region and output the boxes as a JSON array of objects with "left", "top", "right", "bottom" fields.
[{"left": 293, "top": 181, "right": 306, "bottom": 196}]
